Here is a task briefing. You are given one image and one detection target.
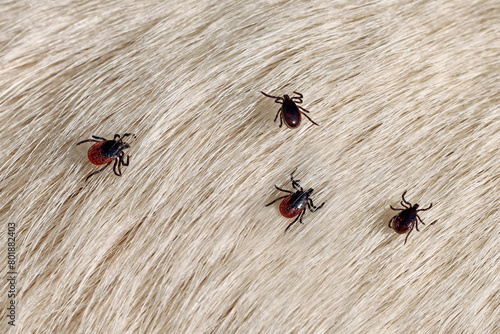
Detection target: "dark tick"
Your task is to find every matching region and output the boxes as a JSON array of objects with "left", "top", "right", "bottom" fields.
[
  {"left": 388, "top": 191, "right": 433, "bottom": 244},
  {"left": 261, "top": 91, "right": 319, "bottom": 128},
  {"left": 77, "top": 133, "right": 135, "bottom": 181},
  {"left": 266, "top": 170, "right": 325, "bottom": 232}
]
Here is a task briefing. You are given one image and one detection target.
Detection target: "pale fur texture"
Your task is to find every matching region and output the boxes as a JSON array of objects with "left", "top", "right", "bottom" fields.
[{"left": 1, "top": 1, "right": 499, "bottom": 333}]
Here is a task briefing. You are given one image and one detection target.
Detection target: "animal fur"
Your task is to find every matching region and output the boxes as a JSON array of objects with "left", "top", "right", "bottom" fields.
[{"left": 0, "top": 0, "right": 499, "bottom": 333}]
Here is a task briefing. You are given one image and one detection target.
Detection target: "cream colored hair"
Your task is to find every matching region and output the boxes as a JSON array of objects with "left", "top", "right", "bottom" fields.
[{"left": 1, "top": 1, "right": 498, "bottom": 333}]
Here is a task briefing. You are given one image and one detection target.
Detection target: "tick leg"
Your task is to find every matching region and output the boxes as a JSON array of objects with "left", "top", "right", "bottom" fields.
[
  {"left": 390, "top": 205, "right": 404, "bottom": 211},
  {"left": 274, "top": 108, "right": 281, "bottom": 122},
  {"left": 285, "top": 213, "right": 302, "bottom": 232},
  {"left": 76, "top": 139, "right": 100, "bottom": 145},
  {"left": 416, "top": 214, "right": 426, "bottom": 226},
  {"left": 417, "top": 203, "right": 433, "bottom": 211},
  {"left": 401, "top": 191, "right": 412, "bottom": 207},
  {"left": 314, "top": 202, "right": 325, "bottom": 211},
  {"left": 261, "top": 91, "right": 284, "bottom": 102},
  {"left": 121, "top": 153, "right": 130, "bottom": 166},
  {"left": 113, "top": 158, "right": 121, "bottom": 176},
  {"left": 400, "top": 200, "right": 410, "bottom": 208},
  {"left": 292, "top": 180, "right": 303, "bottom": 191},
  {"left": 265, "top": 195, "right": 288, "bottom": 206},
  {"left": 291, "top": 92, "right": 303, "bottom": 103},
  {"left": 300, "top": 111, "right": 319, "bottom": 126},
  {"left": 297, "top": 105, "right": 311, "bottom": 113},
  {"left": 388, "top": 216, "right": 396, "bottom": 228},
  {"left": 85, "top": 162, "right": 111, "bottom": 181},
  {"left": 404, "top": 224, "right": 414, "bottom": 245},
  {"left": 274, "top": 185, "right": 293, "bottom": 194},
  {"left": 308, "top": 199, "right": 325, "bottom": 212},
  {"left": 279, "top": 113, "right": 283, "bottom": 127},
  {"left": 113, "top": 153, "right": 129, "bottom": 177},
  {"left": 119, "top": 133, "right": 136, "bottom": 142},
  {"left": 299, "top": 210, "right": 306, "bottom": 224},
  {"left": 92, "top": 135, "right": 108, "bottom": 141},
  {"left": 290, "top": 170, "right": 303, "bottom": 191}
]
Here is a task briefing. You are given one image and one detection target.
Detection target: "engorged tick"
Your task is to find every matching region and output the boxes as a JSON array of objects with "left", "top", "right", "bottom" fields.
[
  {"left": 388, "top": 191, "right": 433, "bottom": 244},
  {"left": 261, "top": 91, "right": 319, "bottom": 128},
  {"left": 77, "top": 133, "right": 135, "bottom": 181},
  {"left": 266, "top": 170, "right": 325, "bottom": 232}
]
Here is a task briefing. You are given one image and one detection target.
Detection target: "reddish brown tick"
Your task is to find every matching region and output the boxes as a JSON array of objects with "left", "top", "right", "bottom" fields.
[
  {"left": 261, "top": 91, "right": 319, "bottom": 128},
  {"left": 77, "top": 133, "right": 135, "bottom": 181},
  {"left": 266, "top": 170, "right": 325, "bottom": 232},
  {"left": 389, "top": 191, "right": 433, "bottom": 244}
]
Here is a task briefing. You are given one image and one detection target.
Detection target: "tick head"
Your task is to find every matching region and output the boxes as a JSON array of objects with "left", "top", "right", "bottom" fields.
[
  {"left": 413, "top": 204, "right": 419, "bottom": 209},
  {"left": 283, "top": 94, "right": 291, "bottom": 100}
]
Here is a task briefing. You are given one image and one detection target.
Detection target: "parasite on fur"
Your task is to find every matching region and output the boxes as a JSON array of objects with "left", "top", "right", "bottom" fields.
[
  {"left": 388, "top": 191, "right": 433, "bottom": 244},
  {"left": 266, "top": 170, "right": 325, "bottom": 232},
  {"left": 77, "top": 133, "right": 135, "bottom": 181},
  {"left": 261, "top": 91, "right": 319, "bottom": 128}
]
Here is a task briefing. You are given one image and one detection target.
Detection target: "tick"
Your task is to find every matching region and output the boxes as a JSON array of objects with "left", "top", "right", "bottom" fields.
[
  {"left": 388, "top": 191, "right": 433, "bottom": 244},
  {"left": 77, "top": 133, "right": 135, "bottom": 181},
  {"left": 261, "top": 91, "right": 319, "bottom": 128},
  {"left": 266, "top": 170, "right": 325, "bottom": 232}
]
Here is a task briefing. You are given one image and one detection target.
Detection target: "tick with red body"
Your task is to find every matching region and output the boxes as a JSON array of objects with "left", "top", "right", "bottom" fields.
[
  {"left": 266, "top": 170, "right": 325, "bottom": 232},
  {"left": 389, "top": 191, "right": 432, "bottom": 244},
  {"left": 77, "top": 133, "right": 135, "bottom": 181},
  {"left": 261, "top": 91, "right": 319, "bottom": 128}
]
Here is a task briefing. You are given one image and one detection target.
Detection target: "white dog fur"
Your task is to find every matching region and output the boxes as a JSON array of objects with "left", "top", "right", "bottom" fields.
[{"left": 1, "top": 1, "right": 499, "bottom": 333}]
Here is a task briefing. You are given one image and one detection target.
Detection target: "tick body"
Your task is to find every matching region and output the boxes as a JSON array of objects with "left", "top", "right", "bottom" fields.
[
  {"left": 77, "top": 133, "right": 135, "bottom": 181},
  {"left": 389, "top": 191, "right": 432, "bottom": 244},
  {"left": 266, "top": 170, "right": 325, "bottom": 232},
  {"left": 261, "top": 91, "right": 319, "bottom": 128}
]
